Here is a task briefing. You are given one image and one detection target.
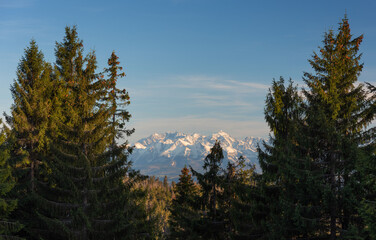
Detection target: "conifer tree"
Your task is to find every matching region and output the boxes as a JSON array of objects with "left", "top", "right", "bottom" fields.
[
  {"left": 0, "top": 121, "right": 23, "bottom": 239},
  {"left": 102, "top": 51, "right": 134, "bottom": 156},
  {"left": 190, "top": 142, "right": 259, "bottom": 239},
  {"left": 356, "top": 144, "right": 376, "bottom": 239},
  {"left": 221, "top": 156, "right": 258, "bottom": 239},
  {"left": 133, "top": 176, "right": 172, "bottom": 239},
  {"left": 33, "top": 26, "right": 136, "bottom": 239},
  {"left": 258, "top": 78, "right": 322, "bottom": 239},
  {"left": 191, "top": 140, "right": 225, "bottom": 239},
  {"left": 163, "top": 176, "right": 168, "bottom": 189},
  {"left": 169, "top": 166, "right": 200, "bottom": 240},
  {"left": 7, "top": 40, "right": 54, "bottom": 238},
  {"left": 303, "top": 16, "right": 369, "bottom": 238},
  {"left": 8, "top": 40, "right": 53, "bottom": 191},
  {"left": 356, "top": 83, "right": 376, "bottom": 239}
]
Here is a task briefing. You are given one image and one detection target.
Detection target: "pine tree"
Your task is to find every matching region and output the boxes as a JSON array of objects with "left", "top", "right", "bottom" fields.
[
  {"left": 356, "top": 83, "right": 376, "bottom": 239},
  {"left": 8, "top": 40, "right": 53, "bottom": 191},
  {"left": 258, "top": 78, "right": 322, "bottom": 239},
  {"left": 7, "top": 40, "right": 54, "bottom": 238},
  {"left": 303, "top": 16, "right": 369, "bottom": 238},
  {"left": 0, "top": 120, "right": 23, "bottom": 239},
  {"left": 190, "top": 142, "right": 259, "bottom": 239},
  {"left": 191, "top": 140, "right": 225, "bottom": 239},
  {"left": 102, "top": 51, "right": 134, "bottom": 157},
  {"left": 33, "top": 26, "right": 136, "bottom": 239},
  {"left": 163, "top": 176, "right": 168, "bottom": 189},
  {"left": 221, "top": 156, "right": 257, "bottom": 239},
  {"left": 356, "top": 144, "right": 376, "bottom": 239},
  {"left": 169, "top": 166, "right": 200, "bottom": 240}
]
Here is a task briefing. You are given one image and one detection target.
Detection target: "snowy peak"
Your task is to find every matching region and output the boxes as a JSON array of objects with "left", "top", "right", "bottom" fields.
[
  {"left": 211, "top": 130, "right": 235, "bottom": 145},
  {"left": 134, "top": 142, "right": 146, "bottom": 149},
  {"left": 130, "top": 131, "right": 264, "bottom": 181}
]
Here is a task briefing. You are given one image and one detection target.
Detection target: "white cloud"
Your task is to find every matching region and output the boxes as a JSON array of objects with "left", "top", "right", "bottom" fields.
[
  {"left": 172, "top": 75, "right": 269, "bottom": 93},
  {"left": 128, "top": 74, "right": 268, "bottom": 114},
  {"left": 190, "top": 93, "right": 259, "bottom": 110},
  {"left": 228, "top": 80, "right": 269, "bottom": 90}
]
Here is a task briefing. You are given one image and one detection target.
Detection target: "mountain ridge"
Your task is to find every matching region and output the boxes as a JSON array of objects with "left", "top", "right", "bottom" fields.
[{"left": 130, "top": 131, "right": 264, "bottom": 181}]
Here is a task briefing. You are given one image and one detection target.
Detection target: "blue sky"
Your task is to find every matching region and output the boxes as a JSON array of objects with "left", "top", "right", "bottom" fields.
[{"left": 1, "top": 0, "right": 376, "bottom": 143}]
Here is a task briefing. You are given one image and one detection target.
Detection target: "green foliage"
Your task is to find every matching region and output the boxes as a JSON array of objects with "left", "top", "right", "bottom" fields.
[
  {"left": 10, "top": 40, "right": 53, "bottom": 153},
  {"left": 8, "top": 39, "right": 53, "bottom": 186},
  {"left": 0, "top": 121, "right": 23, "bottom": 238},
  {"left": 303, "top": 16, "right": 369, "bottom": 238},
  {"left": 255, "top": 16, "right": 373, "bottom": 240},
  {"left": 258, "top": 78, "right": 322, "bottom": 239},
  {"left": 169, "top": 166, "right": 200, "bottom": 240},
  {"left": 134, "top": 176, "right": 172, "bottom": 239},
  {"left": 7, "top": 40, "right": 54, "bottom": 239},
  {"left": 191, "top": 140, "right": 225, "bottom": 239},
  {"left": 221, "top": 157, "right": 257, "bottom": 239},
  {"left": 357, "top": 85, "right": 376, "bottom": 239},
  {"left": 2, "top": 26, "right": 142, "bottom": 240},
  {"left": 29, "top": 26, "right": 138, "bottom": 240},
  {"left": 190, "top": 141, "right": 258, "bottom": 240},
  {"left": 254, "top": 16, "right": 374, "bottom": 240},
  {"left": 102, "top": 51, "right": 134, "bottom": 145}
]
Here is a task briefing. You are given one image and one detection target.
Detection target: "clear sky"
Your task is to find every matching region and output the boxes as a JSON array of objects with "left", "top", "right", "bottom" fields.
[{"left": 1, "top": 0, "right": 376, "bottom": 143}]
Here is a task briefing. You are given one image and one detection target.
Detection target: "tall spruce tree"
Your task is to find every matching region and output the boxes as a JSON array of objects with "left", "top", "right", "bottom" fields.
[
  {"left": 356, "top": 83, "right": 376, "bottom": 239},
  {"left": 102, "top": 51, "right": 134, "bottom": 156},
  {"left": 190, "top": 142, "right": 259, "bottom": 239},
  {"left": 221, "top": 156, "right": 257, "bottom": 239},
  {"left": 191, "top": 140, "right": 225, "bottom": 239},
  {"left": 7, "top": 40, "right": 54, "bottom": 238},
  {"left": 357, "top": 143, "right": 376, "bottom": 239},
  {"left": 169, "top": 166, "right": 200, "bottom": 240},
  {"left": 33, "top": 26, "right": 136, "bottom": 239},
  {"left": 303, "top": 16, "right": 369, "bottom": 238},
  {"left": 258, "top": 78, "right": 322, "bottom": 239}
]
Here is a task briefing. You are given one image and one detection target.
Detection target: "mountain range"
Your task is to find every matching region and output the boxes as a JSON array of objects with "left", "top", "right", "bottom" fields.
[{"left": 129, "top": 131, "right": 265, "bottom": 182}]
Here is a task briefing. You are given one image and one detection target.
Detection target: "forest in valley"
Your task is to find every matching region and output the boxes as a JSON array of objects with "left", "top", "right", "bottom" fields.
[{"left": 0, "top": 16, "right": 375, "bottom": 240}]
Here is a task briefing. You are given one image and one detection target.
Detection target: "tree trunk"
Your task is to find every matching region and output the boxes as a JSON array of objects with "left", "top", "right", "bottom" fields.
[
  {"left": 31, "top": 157, "right": 35, "bottom": 192},
  {"left": 330, "top": 153, "right": 337, "bottom": 240},
  {"left": 213, "top": 184, "right": 216, "bottom": 220}
]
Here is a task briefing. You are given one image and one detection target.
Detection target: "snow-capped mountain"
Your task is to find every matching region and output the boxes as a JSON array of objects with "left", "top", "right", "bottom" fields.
[{"left": 130, "top": 131, "right": 264, "bottom": 182}]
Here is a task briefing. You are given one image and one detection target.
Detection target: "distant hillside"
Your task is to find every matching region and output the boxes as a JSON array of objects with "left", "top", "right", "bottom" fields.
[{"left": 129, "top": 131, "right": 264, "bottom": 182}]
